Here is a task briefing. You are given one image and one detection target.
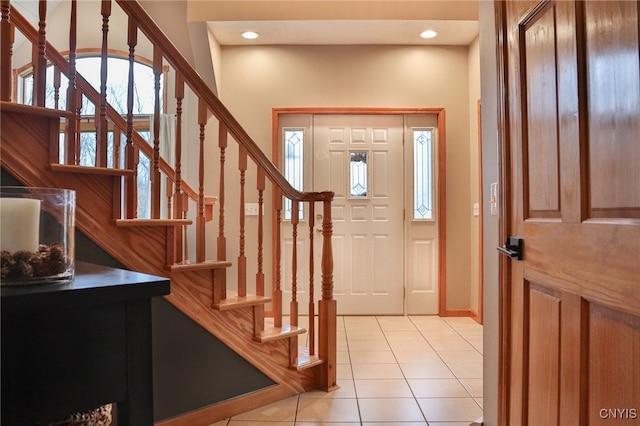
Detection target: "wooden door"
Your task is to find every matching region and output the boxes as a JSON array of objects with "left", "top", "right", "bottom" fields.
[
  {"left": 314, "top": 114, "right": 405, "bottom": 315},
  {"left": 499, "top": 1, "right": 640, "bottom": 425}
]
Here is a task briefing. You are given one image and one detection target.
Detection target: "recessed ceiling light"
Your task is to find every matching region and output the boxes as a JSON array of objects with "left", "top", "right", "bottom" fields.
[
  {"left": 242, "top": 31, "right": 259, "bottom": 40},
  {"left": 420, "top": 30, "right": 438, "bottom": 39}
]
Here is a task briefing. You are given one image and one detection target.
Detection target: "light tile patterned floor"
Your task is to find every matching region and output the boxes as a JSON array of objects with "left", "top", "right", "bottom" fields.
[{"left": 210, "top": 316, "right": 483, "bottom": 425}]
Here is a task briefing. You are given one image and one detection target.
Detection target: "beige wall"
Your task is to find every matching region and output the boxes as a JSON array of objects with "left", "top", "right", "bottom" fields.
[{"left": 218, "top": 44, "right": 478, "bottom": 311}]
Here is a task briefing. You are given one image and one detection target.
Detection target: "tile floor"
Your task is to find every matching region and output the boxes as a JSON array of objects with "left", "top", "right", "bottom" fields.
[{"left": 211, "top": 315, "right": 483, "bottom": 426}]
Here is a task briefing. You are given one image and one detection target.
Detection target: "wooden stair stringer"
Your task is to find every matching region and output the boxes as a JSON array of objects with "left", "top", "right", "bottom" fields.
[
  {"left": 167, "top": 269, "right": 318, "bottom": 395},
  {"left": 1, "top": 105, "right": 170, "bottom": 279}
]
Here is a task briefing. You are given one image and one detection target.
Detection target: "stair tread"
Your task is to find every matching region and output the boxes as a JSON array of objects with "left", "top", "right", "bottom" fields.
[
  {"left": 215, "top": 292, "right": 272, "bottom": 310},
  {"left": 51, "top": 163, "right": 135, "bottom": 176},
  {"left": 169, "top": 259, "right": 232, "bottom": 272},
  {"left": 116, "top": 218, "right": 193, "bottom": 227},
  {"left": 256, "top": 323, "right": 307, "bottom": 343},
  {"left": 295, "top": 346, "right": 324, "bottom": 371}
]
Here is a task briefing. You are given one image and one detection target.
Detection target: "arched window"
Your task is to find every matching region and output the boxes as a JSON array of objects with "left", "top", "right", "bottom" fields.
[
  {"left": 17, "top": 54, "right": 165, "bottom": 219},
  {"left": 19, "top": 56, "right": 160, "bottom": 115}
]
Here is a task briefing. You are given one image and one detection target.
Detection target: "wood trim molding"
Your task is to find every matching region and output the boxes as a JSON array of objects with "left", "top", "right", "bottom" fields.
[
  {"left": 445, "top": 308, "right": 480, "bottom": 320},
  {"left": 477, "top": 99, "right": 484, "bottom": 325},
  {"left": 436, "top": 109, "right": 447, "bottom": 317},
  {"left": 272, "top": 107, "right": 447, "bottom": 317},
  {"left": 13, "top": 48, "right": 156, "bottom": 76},
  {"left": 495, "top": 1, "right": 512, "bottom": 424},
  {"left": 155, "top": 384, "right": 295, "bottom": 426}
]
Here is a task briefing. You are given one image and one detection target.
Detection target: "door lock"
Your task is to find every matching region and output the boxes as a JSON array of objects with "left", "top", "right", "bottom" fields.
[{"left": 497, "top": 237, "right": 523, "bottom": 260}]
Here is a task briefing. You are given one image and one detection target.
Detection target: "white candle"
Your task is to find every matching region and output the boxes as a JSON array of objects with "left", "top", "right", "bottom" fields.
[{"left": 1, "top": 198, "right": 41, "bottom": 253}]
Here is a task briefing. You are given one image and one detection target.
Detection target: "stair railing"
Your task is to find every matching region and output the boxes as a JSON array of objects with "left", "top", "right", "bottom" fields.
[{"left": 1, "top": 0, "right": 336, "bottom": 390}]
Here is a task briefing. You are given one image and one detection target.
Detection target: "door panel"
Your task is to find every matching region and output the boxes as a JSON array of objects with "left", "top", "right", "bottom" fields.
[
  {"left": 501, "top": 1, "right": 640, "bottom": 424},
  {"left": 588, "top": 306, "right": 640, "bottom": 424},
  {"left": 405, "top": 115, "right": 440, "bottom": 314},
  {"left": 527, "top": 284, "right": 561, "bottom": 426},
  {"left": 586, "top": 1, "right": 640, "bottom": 217},
  {"left": 314, "top": 115, "right": 404, "bottom": 315},
  {"left": 524, "top": 5, "right": 561, "bottom": 218}
]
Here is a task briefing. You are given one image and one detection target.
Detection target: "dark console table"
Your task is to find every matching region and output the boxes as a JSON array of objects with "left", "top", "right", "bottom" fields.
[{"left": 1, "top": 262, "right": 170, "bottom": 425}]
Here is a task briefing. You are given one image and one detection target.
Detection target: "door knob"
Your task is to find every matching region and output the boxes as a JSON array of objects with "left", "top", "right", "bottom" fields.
[{"left": 497, "top": 237, "right": 523, "bottom": 260}]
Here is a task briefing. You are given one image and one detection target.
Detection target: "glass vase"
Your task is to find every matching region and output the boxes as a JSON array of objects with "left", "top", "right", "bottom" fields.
[{"left": 1, "top": 187, "right": 75, "bottom": 285}]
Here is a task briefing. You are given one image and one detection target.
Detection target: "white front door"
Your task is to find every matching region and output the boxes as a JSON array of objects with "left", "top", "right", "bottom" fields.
[{"left": 313, "top": 115, "right": 404, "bottom": 315}]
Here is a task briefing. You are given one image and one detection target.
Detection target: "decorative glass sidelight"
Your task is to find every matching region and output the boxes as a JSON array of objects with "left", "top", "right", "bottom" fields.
[
  {"left": 349, "top": 151, "right": 369, "bottom": 198},
  {"left": 283, "top": 129, "right": 304, "bottom": 220},
  {"left": 413, "top": 129, "right": 434, "bottom": 220}
]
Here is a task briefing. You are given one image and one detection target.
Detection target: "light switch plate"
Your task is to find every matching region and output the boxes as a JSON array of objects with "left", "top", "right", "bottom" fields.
[{"left": 245, "top": 203, "right": 260, "bottom": 216}]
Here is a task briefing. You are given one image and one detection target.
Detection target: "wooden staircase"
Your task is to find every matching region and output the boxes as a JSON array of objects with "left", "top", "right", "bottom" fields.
[{"left": 0, "top": 1, "right": 337, "bottom": 424}]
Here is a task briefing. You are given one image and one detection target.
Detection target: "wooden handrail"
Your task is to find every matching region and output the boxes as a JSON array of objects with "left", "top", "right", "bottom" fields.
[
  {"left": 8, "top": 6, "right": 201, "bottom": 206},
  {"left": 114, "top": 0, "right": 332, "bottom": 205}
]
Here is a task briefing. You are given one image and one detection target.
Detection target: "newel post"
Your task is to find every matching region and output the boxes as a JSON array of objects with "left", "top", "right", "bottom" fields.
[{"left": 318, "top": 193, "right": 337, "bottom": 391}]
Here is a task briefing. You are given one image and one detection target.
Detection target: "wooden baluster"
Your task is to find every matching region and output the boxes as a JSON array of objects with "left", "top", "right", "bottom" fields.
[
  {"left": 274, "top": 189, "right": 283, "bottom": 328},
  {"left": 256, "top": 168, "right": 265, "bottom": 297},
  {"left": 290, "top": 201, "right": 299, "bottom": 328},
  {"left": 308, "top": 201, "right": 315, "bottom": 356},
  {"left": 253, "top": 168, "right": 267, "bottom": 336},
  {"left": 181, "top": 197, "right": 189, "bottom": 261},
  {"left": 65, "top": 0, "right": 77, "bottom": 165},
  {"left": 96, "top": 0, "right": 110, "bottom": 167},
  {"left": 150, "top": 44, "right": 162, "bottom": 218},
  {"left": 124, "top": 16, "right": 137, "bottom": 218},
  {"left": 33, "top": 0, "right": 46, "bottom": 107},
  {"left": 0, "top": 0, "right": 12, "bottom": 101},
  {"left": 53, "top": 67, "right": 61, "bottom": 109},
  {"left": 113, "top": 127, "right": 121, "bottom": 168},
  {"left": 74, "top": 90, "right": 82, "bottom": 165},
  {"left": 217, "top": 123, "right": 227, "bottom": 262},
  {"left": 174, "top": 73, "right": 185, "bottom": 261},
  {"left": 238, "top": 146, "right": 247, "bottom": 297},
  {"left": 196, "top": 98, "right": 207, "bottom": 262},
  {"left": 319, "top": 196, "right": 336, "bottom": 391},
  {"left": 166, "top": 177, "right": 173, "bottom": 219}
]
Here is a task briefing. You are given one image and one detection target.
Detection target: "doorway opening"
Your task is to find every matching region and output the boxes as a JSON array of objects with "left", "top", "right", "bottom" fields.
[{"left": 273, "top": 108, "right": 447, "bottom": 316}]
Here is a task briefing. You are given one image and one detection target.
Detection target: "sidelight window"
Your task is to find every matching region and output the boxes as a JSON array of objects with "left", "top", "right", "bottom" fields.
[
  {"left": 283, "top": 129, "right": 305, "bottom": 220},
  {"left": 413, "top": 128, "right": 434, "bottom": 220}
]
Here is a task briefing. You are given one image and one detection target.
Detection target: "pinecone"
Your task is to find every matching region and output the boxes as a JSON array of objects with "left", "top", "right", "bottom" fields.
[
  {"left": 13, "top": 250, "right": 33, "bottom": 263},
  {"left": 1, "top": 264, "right": 10, "bottom": 278},
  {"left": 30, "top": 253, "right": 46, "bottom": 276},
  {"left": 14, "top": 260, "right": 34, "bottom": 278},
  {"left": 1, "top": 251, "right": 12, "bottom": 267},
  {"left": 47, "top": 243, "right": 65, "bottom": 261}
]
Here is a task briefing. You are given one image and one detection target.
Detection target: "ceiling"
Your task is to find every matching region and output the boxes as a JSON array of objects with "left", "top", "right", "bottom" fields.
[
  {"left": 194, "top": 1, "right": 479, "bottom": 46},
  {"left": 13, "top": 0, "right": 479, "bottom": 47},
  {"left": 207, "top": 19, "right": 478, "bottom": 46}
]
